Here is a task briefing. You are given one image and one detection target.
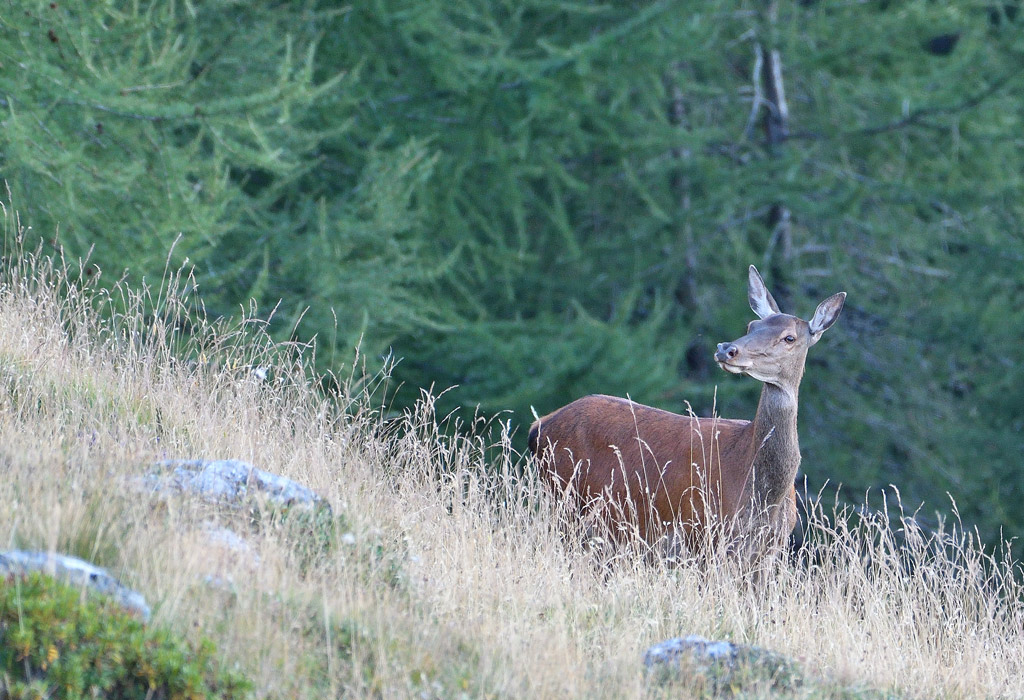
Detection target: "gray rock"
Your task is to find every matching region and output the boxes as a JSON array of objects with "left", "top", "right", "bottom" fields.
[
  {"left": 644, "top": 635, "right": 800, "bottom": 693},
  {"left": 644, "top": 635, "right": 739, "bottom": 667},
  {"left": 146, "top": 459, "right": 326, "bottom": 509},
  {"left": 0, "top": 550, "right": 151, "bottom": 621}
]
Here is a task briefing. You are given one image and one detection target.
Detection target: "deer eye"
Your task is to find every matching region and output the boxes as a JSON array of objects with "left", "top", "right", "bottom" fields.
[{"left": 784, "top": 335, "right": 796, "bottom": 343}]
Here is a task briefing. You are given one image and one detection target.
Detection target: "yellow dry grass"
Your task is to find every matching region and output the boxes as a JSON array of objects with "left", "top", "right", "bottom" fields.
[{"left": 0, "top": 205, "right": 1021, "bottom": 699}]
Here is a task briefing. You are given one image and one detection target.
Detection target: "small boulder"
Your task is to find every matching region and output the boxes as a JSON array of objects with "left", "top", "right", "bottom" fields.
[
  {"left": 146, "top": 459, "right": 327, "bottom": 509},
  {"left": 0, "top": 550, "right": 151, "bottom": 621},
  {"left": 644, "top": 634, "right": 800, "bottom": 694}
]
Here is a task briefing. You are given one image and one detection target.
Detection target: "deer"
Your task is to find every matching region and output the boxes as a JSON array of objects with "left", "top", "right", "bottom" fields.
[{"left": 528, "top": 266, "right": 846, "bottom": 553}]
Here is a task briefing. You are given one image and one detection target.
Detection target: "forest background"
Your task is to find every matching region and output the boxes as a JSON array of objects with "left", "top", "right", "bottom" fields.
[{"left": 2, "top": 0, "right": 1022, "bottom": 545}]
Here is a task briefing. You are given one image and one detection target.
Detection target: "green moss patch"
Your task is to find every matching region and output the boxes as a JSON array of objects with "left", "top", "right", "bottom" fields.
[{"left": 0, "top": 572, "right": 251, "bottom": 700}]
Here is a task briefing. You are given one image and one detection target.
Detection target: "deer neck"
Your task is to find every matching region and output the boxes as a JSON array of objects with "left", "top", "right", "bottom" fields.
[{"left": 747, "top": 382, "right": 801, "bottom": 510}]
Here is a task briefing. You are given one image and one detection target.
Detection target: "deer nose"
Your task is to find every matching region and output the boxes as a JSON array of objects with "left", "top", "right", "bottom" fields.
[{"left": 715, "top": 343, "right": 739, "bottom": 362}]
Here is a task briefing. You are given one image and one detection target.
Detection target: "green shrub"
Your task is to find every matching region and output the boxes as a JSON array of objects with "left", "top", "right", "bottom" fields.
[{"left": 0, "top": 572, "right": 251, "bottom": 700}]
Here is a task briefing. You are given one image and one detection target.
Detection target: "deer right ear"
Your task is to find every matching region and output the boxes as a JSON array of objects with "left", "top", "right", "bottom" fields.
[
  {"left": 809, "top": 292, "right": 847, "bottom": 338},
  {"left": 748, "top": 265, "right": 781, "bottom": 319}
]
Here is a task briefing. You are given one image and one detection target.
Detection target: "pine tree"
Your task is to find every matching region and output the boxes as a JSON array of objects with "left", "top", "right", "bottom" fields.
[{"left": 4, "top": 0, "right": 1024, "bottom": 541}]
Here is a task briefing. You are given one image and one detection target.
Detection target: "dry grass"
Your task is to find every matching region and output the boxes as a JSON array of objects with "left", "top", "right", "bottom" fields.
[{"left": 0, "top": 205, "right": 1022, "bottom": 699}]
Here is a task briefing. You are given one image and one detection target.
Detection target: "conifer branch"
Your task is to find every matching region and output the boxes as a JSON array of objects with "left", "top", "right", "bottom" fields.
[
  {"left": 852, "top": 72, "right": 1015, "bottom": 136},
  {"left": 787, "top": 72, "right": 1018, "bottom": 142}
]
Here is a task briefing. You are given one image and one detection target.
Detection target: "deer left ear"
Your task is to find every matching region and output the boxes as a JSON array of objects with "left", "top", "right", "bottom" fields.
[
  {"left": 808, "top": 292, "right": 846, "bottom": 342},
  {"left": 748, "top": 265, "right": 781, "bottom": 319}
]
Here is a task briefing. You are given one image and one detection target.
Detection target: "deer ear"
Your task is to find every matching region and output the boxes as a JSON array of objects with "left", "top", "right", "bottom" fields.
[
  {"left": 748, "top": 265, "right": 781, "bottom": 319},
  {"left": 809, "top": 292, "right": 846, "bottom": 339}
]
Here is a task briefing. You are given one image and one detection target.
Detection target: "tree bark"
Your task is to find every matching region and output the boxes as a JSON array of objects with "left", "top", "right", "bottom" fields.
[{"left": 760, "top": 40, "right": 792, "bottom": 309}]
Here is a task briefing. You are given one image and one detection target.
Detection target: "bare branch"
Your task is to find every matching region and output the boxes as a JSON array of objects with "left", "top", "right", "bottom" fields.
[
  {"left": 741, "top": 44, "right": 765, "bottom": 142},
  {"left": 787, "top": 71, "right": 1018, "bottom": 142},
  {"left": 855, "top": 73, "right": 1014, "bottom": 136},
  {"left": 762, "top": 48, "right": 789, "bottom": 145}
]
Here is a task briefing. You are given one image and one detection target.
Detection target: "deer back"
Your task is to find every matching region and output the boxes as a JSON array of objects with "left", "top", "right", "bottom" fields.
[{"left": 529, "top": 394, "right": 756, "bottom": 541}]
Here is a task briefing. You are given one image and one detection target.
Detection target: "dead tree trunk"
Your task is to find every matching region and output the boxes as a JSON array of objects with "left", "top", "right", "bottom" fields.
[{"left": 759, "top": 35, "right": 793, "bottom": 309}]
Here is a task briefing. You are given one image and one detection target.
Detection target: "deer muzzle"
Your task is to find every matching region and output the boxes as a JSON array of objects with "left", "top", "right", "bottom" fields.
[{"left": 715, "top": 342, "right": 748, "bottom": 374}]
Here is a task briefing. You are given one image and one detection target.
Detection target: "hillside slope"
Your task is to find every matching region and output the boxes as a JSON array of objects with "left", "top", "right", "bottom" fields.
[{"left": 0, "top": 217, "right": 1021, "bottom": 698}]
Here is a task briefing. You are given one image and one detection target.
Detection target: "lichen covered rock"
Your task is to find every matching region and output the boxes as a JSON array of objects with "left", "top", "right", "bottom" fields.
[
  {"left": 645, "top": 634, "right": 801, "bottom": 695},
  {"left": 146, "top": 458, "right": 327, "bottom": 509},
  {"left": 0, "top": 550, "right": 150, "bottom": 621}
]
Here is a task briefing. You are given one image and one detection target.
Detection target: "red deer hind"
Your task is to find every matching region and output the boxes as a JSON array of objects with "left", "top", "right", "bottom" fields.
[{"left": 528, "top": 266, "right": 846, "bottom": 551}]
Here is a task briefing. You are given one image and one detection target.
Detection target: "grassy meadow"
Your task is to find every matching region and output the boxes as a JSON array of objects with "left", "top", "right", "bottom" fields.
[{"left": 1, "top": 208, "right": 1022, "bottom": 699}]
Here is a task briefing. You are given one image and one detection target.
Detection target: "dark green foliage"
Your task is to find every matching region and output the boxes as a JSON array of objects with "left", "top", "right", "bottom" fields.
[
  {"left": 0, "top": 572, "right": 251, "bottom": 700},
  {"left": 3, "top": 1, "right": 1024, "bottom": 542}
]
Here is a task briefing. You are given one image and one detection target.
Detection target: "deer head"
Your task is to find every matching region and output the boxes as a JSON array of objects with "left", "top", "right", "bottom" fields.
[{"left": 715, "top": 266, "right": 846, "bottom": 391}]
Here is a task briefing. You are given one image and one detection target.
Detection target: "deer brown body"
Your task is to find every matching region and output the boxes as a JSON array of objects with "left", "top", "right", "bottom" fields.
[{"left": 529, "top": 266, "right": 846, "bottom": 550}]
